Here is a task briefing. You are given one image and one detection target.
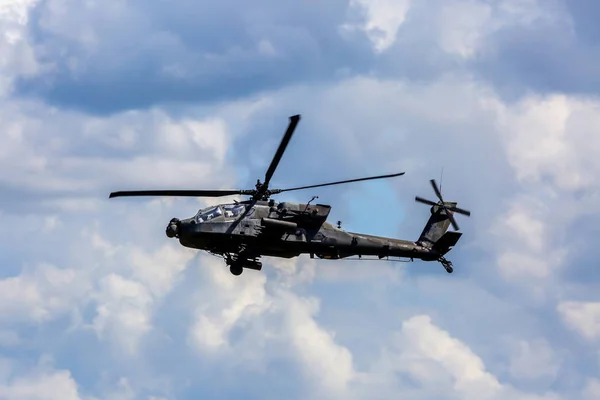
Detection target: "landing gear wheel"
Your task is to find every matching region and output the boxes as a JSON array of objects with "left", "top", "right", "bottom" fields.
[
  {"left": 439, "top": 256, "right": 454, "bottom": 274},
  {"left": 229, "top": 264, "right": 243, "bottom": 276}
]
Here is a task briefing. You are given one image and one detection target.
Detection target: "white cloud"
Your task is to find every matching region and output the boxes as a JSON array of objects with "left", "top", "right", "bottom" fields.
[
  {"left": 0, "top": 0, "right": 43, "bottom": 95},
  {"left": 0, "top": 103, "right": 237, "bottom": 214},
  {"left": 101, "top": 377, "right": 135, "bottom": 400},
  {"left": 436, "top": 0, "right": 561, "bottom": 59},
  {"left": 128, "top": 244, "right": 196, "bottom": 299},
  {"left": 79, "top": 229, "right": 198, "bottom": 355},
  {"left": 188, "top": 258, "right": 271, "bottom": 354},
  {"left": 344, "top": 0, "right": 411, "bottom": 52},
  {"left": 582, "top": 378, "right": 600, "bottom": 400},
  {"left": 275, "top": 289, "right": 355, "bottom": 395},
  {"left": 0, "top": 356, "right": 143, "bottom": 400},
  {"left": 437, "top": 0, "right": 493, "bottom": 58},
  {"left": 0, "top": 356, "right": 85, "bottom": 400},
  {"left": 485, "top": 94, "right": 600, "bottom": 285},
  {"left": 397, "top": 315, "right": 503, "bottom": 397},
  {"left": 491, "top": 194, "right": 567, "bottom": 282},
  {"left": 0, "top": 263, "right": 89, "bottom": 324},
  {"left": 557, "top": 301, "right": 600, "bottom": 342},
  {"left": 186, "top": 256, "right": 355, "bottom": 396},
  {"left": 361, "top": 314, "right": 562, "bottom": 400},
  {"left": 0, "top": 369, "right": 82, "bottom": 400},
  {"left": 508, "top": 338, "right": 560, "bottom": 382},
  {"left": 91, "top": 273, "right": 155, "bottom": 355},
  {"left": 495, "top": 95, "right": 596, "bottom": 191}
]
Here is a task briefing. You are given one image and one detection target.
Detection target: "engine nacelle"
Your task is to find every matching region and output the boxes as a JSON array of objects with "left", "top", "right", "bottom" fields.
[{"left": 261, "top": 217, "right": 298, "bottom": 231}]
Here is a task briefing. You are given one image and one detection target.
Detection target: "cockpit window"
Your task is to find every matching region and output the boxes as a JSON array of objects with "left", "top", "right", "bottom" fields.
[
  {"left": 222, "top": 204, "right": 246, "bottom": 218},
  {"left": 196, "top": 206, "right": 223, "bottom": 222}
]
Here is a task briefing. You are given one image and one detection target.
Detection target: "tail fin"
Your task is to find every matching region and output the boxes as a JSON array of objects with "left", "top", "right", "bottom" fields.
[{"left": 417, "top": 203, "right": 462, "bottom": 254}]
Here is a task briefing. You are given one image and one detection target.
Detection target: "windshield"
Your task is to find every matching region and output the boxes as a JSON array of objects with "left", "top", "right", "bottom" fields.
[
  {"left": 195, "top": 206, "right": 223, "bottom": 222},
  {"left": 222, "top": 204, "right": 246, "bottom": 218}
]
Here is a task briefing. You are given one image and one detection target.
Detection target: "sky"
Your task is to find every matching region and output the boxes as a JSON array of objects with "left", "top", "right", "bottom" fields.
[{"left": 1, "top": 0, "right": 600, "bottom": 399}]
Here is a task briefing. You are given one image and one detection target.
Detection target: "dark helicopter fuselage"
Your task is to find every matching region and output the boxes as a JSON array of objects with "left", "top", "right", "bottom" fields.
[{"left": 166, "top": 199, "right": 460, "bottom": 271}]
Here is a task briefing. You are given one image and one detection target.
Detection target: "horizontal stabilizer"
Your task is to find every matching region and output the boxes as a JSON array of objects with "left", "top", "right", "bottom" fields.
[{"left": 433, "top": 231, "right": 462, "bottom": 254}]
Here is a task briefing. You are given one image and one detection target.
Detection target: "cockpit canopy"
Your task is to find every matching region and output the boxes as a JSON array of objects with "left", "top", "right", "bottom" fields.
[{"left": 195, "top": 203, "right": 247, "bottom": 223}]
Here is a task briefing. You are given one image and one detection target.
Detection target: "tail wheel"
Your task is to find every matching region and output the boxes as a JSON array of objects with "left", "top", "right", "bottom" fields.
[{"left": 439, "top": 256, "right": 454, "bottom": 274}]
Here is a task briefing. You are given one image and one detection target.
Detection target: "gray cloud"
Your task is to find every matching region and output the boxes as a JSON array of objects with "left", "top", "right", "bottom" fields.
[
  {"left": 16, "top": 0, "right": 374, "bottom": 114},
  {"left": 564, "top": 0, "right": 600, "bottom": 45},
  {"left": 14, "top": 0, "right": 600, "bottom": 116},
  {"left": 473, "top": 22, "right": 600, "bottom": 100}
]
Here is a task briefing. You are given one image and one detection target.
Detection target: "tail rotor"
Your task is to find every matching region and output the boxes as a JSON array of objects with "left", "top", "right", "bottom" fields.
[{"left": 415, "top": 179, "right": 471, "bottom": 231}]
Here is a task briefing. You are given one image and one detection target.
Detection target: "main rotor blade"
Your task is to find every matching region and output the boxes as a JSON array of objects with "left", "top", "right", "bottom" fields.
[
  {"left": 430, "top": 179, "right": 443, "bottom": 202},
  {"left": 263, "top": 114, "right": 301, "bottom": 187},
  {"left": 446, "top": 205, "right": 471, "bottom": 216},
  {"left": 445, "top": 207, "right": 460, "bottom": 231},
  {"left": 415, "top": 196, "right": 438, "bottom": 207},
  {"left": 277, "top": 172, "right": 405, "bottom": 193},
  {"left": 109, "top": 189, "right": 245, "bottom": 198}
]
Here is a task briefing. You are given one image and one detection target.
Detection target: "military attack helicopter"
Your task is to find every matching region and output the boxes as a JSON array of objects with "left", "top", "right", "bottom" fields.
[{"left": 109, "top": 115, "right": 471, "bottom": 276}]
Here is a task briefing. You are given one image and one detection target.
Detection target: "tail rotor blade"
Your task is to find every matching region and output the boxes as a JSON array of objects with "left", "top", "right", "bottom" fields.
[
  {"left": 417, "top": 178, "right": 469, "bottom": 231},
  {"left": 446, "top": 205, "right": 471, "bottom": 216},
  {"left": 430, "top": 179, "right": 443, "bottom": 202},
  {"left": 445, "top": 207, "right": 460, "bottom": 231},
  {"left": 415, "top": 196, "right": 438, "bottom": 207}
]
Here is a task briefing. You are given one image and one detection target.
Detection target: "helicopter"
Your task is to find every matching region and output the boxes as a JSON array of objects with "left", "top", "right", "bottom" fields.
[{"left": 109, "top": 114, "right": 471, "bottom": 276}]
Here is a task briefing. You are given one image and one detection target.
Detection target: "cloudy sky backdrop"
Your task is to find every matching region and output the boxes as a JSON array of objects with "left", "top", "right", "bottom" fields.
[{"left": 1, "top": 0, "right": 600, "bottom": 399}]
